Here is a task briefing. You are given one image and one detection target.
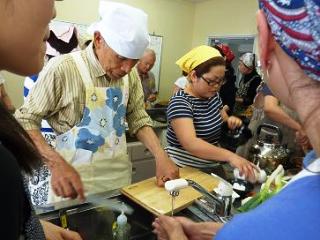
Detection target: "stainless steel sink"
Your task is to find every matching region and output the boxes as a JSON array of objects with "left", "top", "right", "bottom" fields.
[
  {"left": 36, "top": 190, "right": 233, "bottom": 240},
  {"left": 37, "top": 195, "right": 156, "bottom": 240}
]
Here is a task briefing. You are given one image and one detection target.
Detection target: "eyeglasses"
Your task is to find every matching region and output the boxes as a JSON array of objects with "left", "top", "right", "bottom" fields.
[{"left": 201, "top": 76, "right": 225, "bottom": 87}]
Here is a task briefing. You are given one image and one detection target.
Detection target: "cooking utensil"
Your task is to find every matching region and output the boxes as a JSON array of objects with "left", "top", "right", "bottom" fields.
[{"left": 249, "top": 123, "right": 290, "bottom": 174}]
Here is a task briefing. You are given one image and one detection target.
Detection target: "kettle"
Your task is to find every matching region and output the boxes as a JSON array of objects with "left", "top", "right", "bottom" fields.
[{"left": 249, "top": 123, "right": 290, "bottom": 174}]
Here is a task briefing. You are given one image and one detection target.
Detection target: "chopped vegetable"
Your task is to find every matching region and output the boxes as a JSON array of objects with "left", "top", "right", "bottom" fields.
[{"left": 237, "top": 165, "right": 286, "bottom": 213}]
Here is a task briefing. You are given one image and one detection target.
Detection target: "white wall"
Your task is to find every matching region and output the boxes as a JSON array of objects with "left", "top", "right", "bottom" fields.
[
  {"left": 4, "top": 0, "right": 259, "bottom": 107},
  {"left": 192, "top": 0, "right": 259, "bottom": 46}
]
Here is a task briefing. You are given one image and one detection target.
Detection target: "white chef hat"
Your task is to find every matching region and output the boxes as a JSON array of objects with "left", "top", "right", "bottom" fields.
[{"left": 88, "top": 1, "right": 150, "bottom": 59}]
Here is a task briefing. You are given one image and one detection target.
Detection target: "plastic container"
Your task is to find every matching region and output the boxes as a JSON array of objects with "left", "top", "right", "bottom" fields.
[
  {"left": 112, "top": 204, "right": 131, "bottom": 240},
  {"left": 233, "top": 168, "right": 267, "bottom": 183}
]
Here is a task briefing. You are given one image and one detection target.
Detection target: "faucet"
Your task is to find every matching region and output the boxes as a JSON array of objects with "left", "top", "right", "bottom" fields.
[
  {"left": 165, "top": 179, "right": 232, "bottom": 217},
  {"left": 186, "top": 179, "right": 231, "bottom": 217}
]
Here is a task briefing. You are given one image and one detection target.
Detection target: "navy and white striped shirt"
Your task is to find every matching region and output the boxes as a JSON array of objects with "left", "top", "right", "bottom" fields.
[{"left": 166, "top": 89, "right": 223, "bottom": 169}]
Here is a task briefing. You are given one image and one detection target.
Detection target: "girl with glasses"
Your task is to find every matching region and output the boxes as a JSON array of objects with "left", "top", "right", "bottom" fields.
[{"left": 165, "top": 45, "right": 256, "bottom": 180}]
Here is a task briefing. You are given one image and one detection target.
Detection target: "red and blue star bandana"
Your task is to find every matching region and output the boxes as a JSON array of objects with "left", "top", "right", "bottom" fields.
[{"left": 260, "top": 0, "right": 320, "bottom": 81}]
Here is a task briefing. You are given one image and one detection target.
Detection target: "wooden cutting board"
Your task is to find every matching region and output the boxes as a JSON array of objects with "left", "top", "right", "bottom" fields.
[{"left": 121, "top": 167, "right": 220, "bottom": 216}]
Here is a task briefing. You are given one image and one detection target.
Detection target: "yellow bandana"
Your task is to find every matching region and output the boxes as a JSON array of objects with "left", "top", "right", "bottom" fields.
[{"left": 176, "top": 45, "right": 222, "bottom": 74}]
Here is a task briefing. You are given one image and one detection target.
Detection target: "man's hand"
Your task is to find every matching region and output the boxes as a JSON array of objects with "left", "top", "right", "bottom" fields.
[
  {"left": 176, "top": 217, "right": 223, "bottom": 240},
  {"left": 155, "top": 154, "right": 179, "bottom": 187},
  {"left": 135, "top": 126, "right": 179, "bottom": 186},
  {"left": 296, "top": 128, "right": 311, "bottom": 151},
  {"left": 41, "top": 220, "right": 83, "bottom": 240},
  {"left": 152, "top": 216, "right": 222, "bottom": 240},
  {"left": 153, "top": 215, "right": 188, "bottom": 240},
  {"left": 50, "top": 155, "right": 85, "bottom": 201}
]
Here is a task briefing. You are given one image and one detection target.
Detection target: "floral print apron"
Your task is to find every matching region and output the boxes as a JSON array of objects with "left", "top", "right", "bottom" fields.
[{"left": 36, "top": 51, "right": 131, "bottom": 204}]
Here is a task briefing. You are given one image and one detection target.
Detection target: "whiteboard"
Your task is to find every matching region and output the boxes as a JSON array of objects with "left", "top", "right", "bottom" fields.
[{"left": 148, "top": 35, "right": 163, "bottom": 91}]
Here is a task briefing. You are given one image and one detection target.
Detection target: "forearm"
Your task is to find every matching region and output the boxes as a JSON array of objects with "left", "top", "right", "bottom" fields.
[
  {"left": 264, "top": 107, "right": 301, "bottom": 131},
  {"left": 183, "top": 137, "right": 234, "bottom": 162},
  {"left": 136, "top": 126, "right": 166, "bottom": 159},
  {"left": 27, "top": 129, "right": 64, "bottom": 168}
]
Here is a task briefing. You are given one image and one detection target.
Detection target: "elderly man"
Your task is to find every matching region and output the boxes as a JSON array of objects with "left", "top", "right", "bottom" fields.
[
  {"left": 137, "top": 48, "right": 158, "bottom": 103},
  {"left": 15, "top": 2, "right": 178, "bottom": 204}
]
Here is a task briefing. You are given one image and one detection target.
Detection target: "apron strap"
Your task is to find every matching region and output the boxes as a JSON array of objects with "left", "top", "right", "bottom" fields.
[
  {"left": 123, "top": 73, "right": 129, "bottom": 106},
  {"left": 71, "top": 51, "right": 94, "bottom": 88},
  {"left": 72, "top": 50, "right": 130, "bottom": 106},
  {"left": 123, "top": 74, "right": 129, "bottom": 92}
]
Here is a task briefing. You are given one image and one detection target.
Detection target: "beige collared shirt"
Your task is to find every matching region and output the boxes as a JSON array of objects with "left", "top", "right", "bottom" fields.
[{"left": 15, "top": 44, "right": 152, "bottom": 135}]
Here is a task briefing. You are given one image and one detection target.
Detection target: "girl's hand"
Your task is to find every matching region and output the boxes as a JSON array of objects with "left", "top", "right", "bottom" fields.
[{"left": 227, "top": 116, "right": 242, "bottom": 130}]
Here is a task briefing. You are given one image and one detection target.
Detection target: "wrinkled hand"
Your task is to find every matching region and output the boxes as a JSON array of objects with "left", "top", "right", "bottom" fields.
[
  {"left": 176, "top": 217, "right": 222, "bottom": 240},
  {"left": 153, "top": 216, "right": 221, "bottom": 240},
  {"left": 227, "top": 116, "right": 242, "bottom": 130},
  {"left": 229, "top": 154, "right": 257, "bottom": 180},
  {"left": 155, "top": 154, "right": 179, "bottom": 187},
  {"left": 152, "top": 215, "right": 187, "bottom": 240},
  {"left": 41, "top": 220, "right": 83, "bottom": 240},
  {"left": 296, "top": 129, "right": 310, "bottom": 151},
  {"left": 50, "top": 156, "right": 85, "bottom": 201}
]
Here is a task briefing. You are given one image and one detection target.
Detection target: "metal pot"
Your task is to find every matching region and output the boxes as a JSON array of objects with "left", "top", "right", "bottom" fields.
[{"left": 249, "top": 124, "right": 290, "bottom": 174}]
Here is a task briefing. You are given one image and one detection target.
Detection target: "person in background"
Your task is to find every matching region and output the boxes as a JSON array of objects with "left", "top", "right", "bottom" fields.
[
  {"left": 214, "top": 43, "right": 237, "bottom": 114},
  {"left": 165, "top": 45, "right": 256, "bottom": 179},
  {"left": 23, "top": 24, "right": 89, "bottom": 206},
  {"left": 237, "top": 81, "right": 309, "bottom": 162},
  {"left": 234, "top": 52, "right": 262, "bottom": 116},
  {"left": 15, "top": 1, "right": 178, "bottom": 204},
  {"left": 24, "top": 24, "right": 81, "bottom": 148},
  {"left": 262, "top": 84, "right": 309, "bottom": 155},
  {"left": 0, "top": 72, "right": 15, "bottom": 113},
  {"left": 172, "top": 71, "right": 188, "bottom": 94},
  {"left": 153, "top": 0, "right": 320, "bottom": 239},
  {"left": 0, "top": 0, "right": 82, "bottom": 239},
  {"left": 137, "top": 48, "right": 158, "bottom": 103}
]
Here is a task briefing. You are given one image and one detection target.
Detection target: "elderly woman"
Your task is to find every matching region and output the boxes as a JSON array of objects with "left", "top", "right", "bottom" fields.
[
  {"left": 234, "top": 52, "right": 262, "bottom": 116},
  {"left": 165, "top": 45, "right": 256, "bottom": 179},
  {"left": 153, "top": 0, "right": 320, "bottom": 239},
  {"left": 0, "top": 0, "right": 81, "bottom": 239}
]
